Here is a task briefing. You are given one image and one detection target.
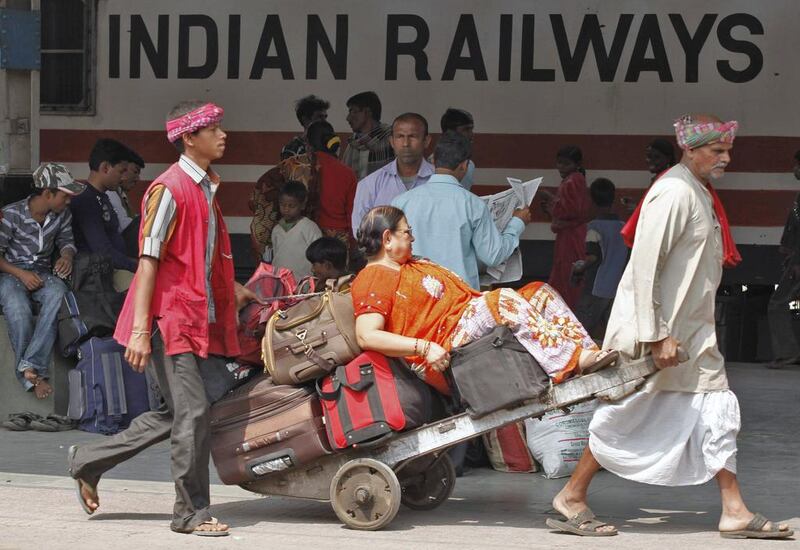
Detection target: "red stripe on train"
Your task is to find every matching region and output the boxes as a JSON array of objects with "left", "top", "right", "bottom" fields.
[
  {"left": 126, "top": 181, "right": 792, "bottom": 226},
  {"left": 40, "top": 129, "right": 800, "bottom": 173}
]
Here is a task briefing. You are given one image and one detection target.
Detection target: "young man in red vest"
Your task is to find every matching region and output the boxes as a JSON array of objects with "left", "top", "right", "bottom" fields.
[{"left": 67, "top": 100, "right": 254, "bottom": 537}]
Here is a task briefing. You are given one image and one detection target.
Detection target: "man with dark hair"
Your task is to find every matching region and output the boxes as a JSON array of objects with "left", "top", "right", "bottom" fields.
[
  {"left": 340, "top": 91, "right": 394, "bottom": 179},
  {"left": 392, "top": 131, "right": 531, "bottom": 290},
  {"left": 281, "top": 94, "right": 330, "bottom": 160},
  {"left": 351, "top": 113, "right": 433, "bottom": 235},
  {"left": 69, "top": 138, "right": 138, "bottom": 275},
  {"left": 68, "top": 100, "right": 255, "bottom": 537},
  {"left": 107, "top": 146, "right": 145, "bottom": 259},
  {"left": 440, "top": 108, "right": 477, "bottom": 191},
  {"left": 767, "top": 150, "right": 800, "bottom": 369},
  {"left": 0, "top": 163, "right": 83, "bottom": 400}
]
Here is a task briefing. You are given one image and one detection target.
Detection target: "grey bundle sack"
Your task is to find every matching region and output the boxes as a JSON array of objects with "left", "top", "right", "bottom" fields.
[{"left": 448, "top": 325, "right": 549, "bottom": 418}]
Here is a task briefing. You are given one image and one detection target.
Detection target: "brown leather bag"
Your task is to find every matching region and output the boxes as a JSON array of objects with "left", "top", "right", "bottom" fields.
[{"left": 262, "top": 276, "right": 361, "bottom": 385}]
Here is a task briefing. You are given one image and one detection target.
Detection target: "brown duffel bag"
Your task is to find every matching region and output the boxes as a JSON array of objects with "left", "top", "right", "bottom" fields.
[{"left": 262, "top": 276, "right": 360, "bottom": 385}]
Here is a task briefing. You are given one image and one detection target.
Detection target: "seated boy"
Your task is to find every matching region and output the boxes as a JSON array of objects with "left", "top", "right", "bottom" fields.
[
  {"left": 0, "top": 163, "right": 85, "bottom": 398},
  {"left": 305, "top": 236, "right": 349, "bottom": 286},
  {"left": 572, "top": 178, "right": 627, "bottom": 339},
  {"left": 270, "top": 181, "right": 322, "bottom": 280}
]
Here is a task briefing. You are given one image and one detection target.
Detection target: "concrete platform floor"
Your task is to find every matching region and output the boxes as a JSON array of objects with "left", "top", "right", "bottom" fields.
[{"left": 0, "top": 362, "right": 798, "bottom": 549}]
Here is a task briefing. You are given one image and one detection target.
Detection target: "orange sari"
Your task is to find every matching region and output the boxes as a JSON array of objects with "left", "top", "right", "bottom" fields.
[{"left": 352, "top": 260, "right": 597, "bottom": 394}]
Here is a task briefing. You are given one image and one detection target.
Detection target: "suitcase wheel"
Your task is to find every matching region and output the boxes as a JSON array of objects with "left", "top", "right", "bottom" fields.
[
  {"left": 329, "top": 458, "right": 401, "bottom": 531},
  {"left": 397, "top": 453, "right": 456, "bottom": 511}
]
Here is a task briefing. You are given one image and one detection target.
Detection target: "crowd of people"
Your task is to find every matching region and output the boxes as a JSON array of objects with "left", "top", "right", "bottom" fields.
[{"left": 0, "top": 92, "right": 797, "bottom": 540}]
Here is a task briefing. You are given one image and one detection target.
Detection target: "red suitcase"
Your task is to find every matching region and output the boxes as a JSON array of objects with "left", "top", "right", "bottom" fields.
[
  {"left": 209, "top": 375, "right": 331, "bottom": 484},
  {"left": 316, "top": 351, "right": 434, "bottom": 450}
]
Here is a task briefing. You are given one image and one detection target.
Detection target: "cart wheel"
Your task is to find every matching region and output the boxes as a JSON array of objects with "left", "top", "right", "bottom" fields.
[
  {"left": 399, "top": 453, "right": 456, "bottom": 511},
  {"left": 329, "top": 458, "right": 401, "bottom": 531}
]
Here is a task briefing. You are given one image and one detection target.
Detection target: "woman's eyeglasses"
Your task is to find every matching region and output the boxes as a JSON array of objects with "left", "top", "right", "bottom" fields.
[{"left": 395, "top": 227, "right": 413, "bottom": 238}]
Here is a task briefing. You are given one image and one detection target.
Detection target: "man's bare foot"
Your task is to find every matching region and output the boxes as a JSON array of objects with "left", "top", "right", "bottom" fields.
[
  {"left": 184, "top": 518, "right": 230, "bottom": 537},
  {"left": 78, "top": 479, "right": 100, "bottom": 514},
  {"left": 33, "top": 379, "right": 53, "bottom": 399},
  {"left": 719, "top": 511, "right": 790, "bottom": 534},
  {"left": 23, "top": 369, "right": 52, "bottom": 399},
  {"left": 552, "top": 487, "right": 616, "bottom": 534}
]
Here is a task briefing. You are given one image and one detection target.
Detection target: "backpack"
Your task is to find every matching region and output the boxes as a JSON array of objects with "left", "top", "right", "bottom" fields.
[
  {"left": 236, "top": 263, "right": 297, "bottom": 366},
  {"left": 67, "top": 337, "right": 150, "bottom": 435}
]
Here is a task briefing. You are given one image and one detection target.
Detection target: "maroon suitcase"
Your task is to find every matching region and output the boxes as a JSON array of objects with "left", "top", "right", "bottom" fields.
[{"left": 209, "top": 375, "right": 331, "bottom": 485}]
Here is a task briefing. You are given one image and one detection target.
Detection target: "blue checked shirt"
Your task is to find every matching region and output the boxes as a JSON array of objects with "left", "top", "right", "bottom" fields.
[{"left": 0, "top": 197, "right": 76, "bottom": 271}]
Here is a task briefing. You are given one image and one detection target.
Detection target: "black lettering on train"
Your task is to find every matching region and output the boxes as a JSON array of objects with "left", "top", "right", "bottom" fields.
[{"left": 108, "top": 12, "right": 764, "bottom": 83}]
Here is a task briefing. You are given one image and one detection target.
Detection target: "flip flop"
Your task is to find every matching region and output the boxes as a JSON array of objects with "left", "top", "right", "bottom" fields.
[
  {"left": 720, "top": 513, "right": 794, "bottom": 539},
  {"left": 68, "top": 445, "right": 98, "bottom": 515},
  {"left": 2, "top": 412, "right": 43, "bottom": 431},
  {"left": 30, "top": 414, "right": 77, "bottom": 432},
  {"left": 172, "top": 517, "right": 230, "bottom": 537},
  {"left": 580, "top": 350, "right": 620, "bottom": 375},
  {"left": 545, "top": 508, "right": 618, "bottom": 537}
]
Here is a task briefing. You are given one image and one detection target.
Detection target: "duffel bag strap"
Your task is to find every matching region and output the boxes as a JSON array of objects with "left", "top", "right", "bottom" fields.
[
  {"left": 315, "top": 367, "right": 344, "bottom": 401},
  {"left": 338, "top": 363, "right": 375, "bottom": 392},
  {"left": 295, "top": 328, "right": 337, "bottom": 373}
]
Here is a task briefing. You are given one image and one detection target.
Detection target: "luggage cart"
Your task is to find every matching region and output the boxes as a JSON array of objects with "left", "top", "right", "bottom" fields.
[{"left": 241, "top": 356, "right": 658, "bottom": 530}]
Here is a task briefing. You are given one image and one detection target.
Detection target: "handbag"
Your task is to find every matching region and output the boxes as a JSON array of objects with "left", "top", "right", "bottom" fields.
[
  {"left": 316, "top": 351, "right": 434, "bottom": 450},
  {"left": 57, "top": 253, "right": 125, "bottom": 356},
  {"left": 448, "top": 325, "right": 549, "bottom": 418},
  {"left": 262, "top": 275, "right": 360, "bottom": 385}
]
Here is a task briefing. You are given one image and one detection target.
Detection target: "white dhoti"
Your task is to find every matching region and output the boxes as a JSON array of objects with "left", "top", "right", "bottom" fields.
[{"left": 588, "top": 382, "right": 740, "bottom": 486}]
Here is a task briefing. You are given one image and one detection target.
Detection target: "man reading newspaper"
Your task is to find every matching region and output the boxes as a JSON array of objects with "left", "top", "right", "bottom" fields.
[{"left": 393, "top": 131, "right": 533, "bottom": 289}]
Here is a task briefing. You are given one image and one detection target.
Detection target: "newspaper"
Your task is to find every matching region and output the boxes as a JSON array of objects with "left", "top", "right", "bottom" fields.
[{"left": 479, "top": 177, "right": 542, "bottom": 286}]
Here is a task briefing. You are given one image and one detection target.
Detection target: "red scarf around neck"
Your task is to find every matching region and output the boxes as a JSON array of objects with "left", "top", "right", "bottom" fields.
[{"left": 620, "top": 170, "right": 742, "bottom": 268}]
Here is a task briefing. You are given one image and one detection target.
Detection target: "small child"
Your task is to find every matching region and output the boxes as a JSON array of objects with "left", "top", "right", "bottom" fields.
[
  {"left": 572, "top": 177, "right": 628, "bottom": 339},
  {"left": 305, "top": 236, "right": 349, "bottom": 284},
  {"left": 270, "top": 181, "right": 322, "bottom": 279}
]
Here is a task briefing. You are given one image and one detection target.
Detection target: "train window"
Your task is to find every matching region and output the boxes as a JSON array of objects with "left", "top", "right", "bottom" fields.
[{"left": 39, "top": 0, "right": 96, "bottom": 113}]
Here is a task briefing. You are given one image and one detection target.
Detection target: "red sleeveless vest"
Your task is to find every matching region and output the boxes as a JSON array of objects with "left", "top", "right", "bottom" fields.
[{"left": 114, "top": 162, "right": 240, "bottom": 358}]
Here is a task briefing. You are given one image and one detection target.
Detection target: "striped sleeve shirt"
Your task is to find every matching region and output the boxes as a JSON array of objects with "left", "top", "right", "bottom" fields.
[
  {"left": 140, "top": 184, "right": 178, "bottom": 260},
  {"left": 0, "top": 197, "right": 76, "bottom": 271},
  {"left": 140, "top": 155, "right": 221, "bottom": 323}
]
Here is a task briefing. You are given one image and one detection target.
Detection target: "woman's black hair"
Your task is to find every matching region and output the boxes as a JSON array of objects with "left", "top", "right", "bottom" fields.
[
  {"left": 356, "top": 206, "right": 406, "bottom": 257},
  {"left": 556, "top": 145, "right": 586, "bottom": 176},
  {"left": 306, "top": 120, "right": 340, "bottom": 155},
  {"left": 647, "top": 138, "right": 677, "bottom": 166}
]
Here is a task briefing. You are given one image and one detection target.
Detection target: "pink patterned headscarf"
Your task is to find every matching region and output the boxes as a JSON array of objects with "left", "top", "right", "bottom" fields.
[
  {"left": 166, "top": 103, "right": 224, "bottom": 143},
  {"left": 674, "top": 115, "right": 738, "bottom": 150}
]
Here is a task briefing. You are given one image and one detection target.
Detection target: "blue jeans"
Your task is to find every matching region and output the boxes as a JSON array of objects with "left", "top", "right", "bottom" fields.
[{"left": 0, "top": 271, "right": 67, "bottom": 390}]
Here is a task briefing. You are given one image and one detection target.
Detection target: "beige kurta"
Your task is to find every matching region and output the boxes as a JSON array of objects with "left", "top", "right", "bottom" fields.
[{"left": 603, "top": 163, "right": 728, "bottom": 392}]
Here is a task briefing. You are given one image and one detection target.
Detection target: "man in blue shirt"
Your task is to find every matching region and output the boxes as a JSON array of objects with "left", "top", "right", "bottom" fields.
[
  {"left": 351, "top": 113, "right": 434, "bottom": 236},
  {"left": 392, "top": 131, "right": 531, "bottom": 289},
  {"left": 70, "top": 139, "right": 138, "bottom": 276}
]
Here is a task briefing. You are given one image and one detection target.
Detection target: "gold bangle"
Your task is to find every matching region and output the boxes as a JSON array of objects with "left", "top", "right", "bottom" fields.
[
  {"left": 422, "top": 340, "right": 431, "bottom": 359},
  {"left": 131, "top": 330, "right": 151, "bottom": 337}
]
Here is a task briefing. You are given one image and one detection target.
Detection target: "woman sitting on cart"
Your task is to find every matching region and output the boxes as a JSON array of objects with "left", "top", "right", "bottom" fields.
[{"left": 352, "top": 206, "right": 618, "bottom": 395}]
